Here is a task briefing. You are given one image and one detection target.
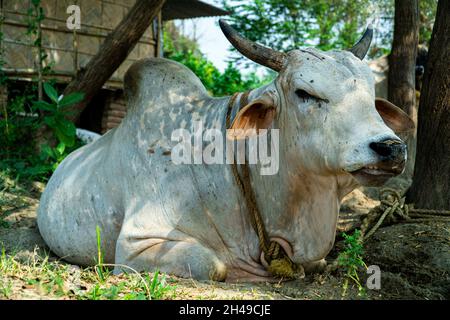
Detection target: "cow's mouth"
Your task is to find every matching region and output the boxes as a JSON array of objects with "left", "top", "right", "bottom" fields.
[
  {"left": 352, "top": 166, "right": 400, "bottom": 177},
  {"left": 349, "top": 164, "right": 402, "bottom": 186}
]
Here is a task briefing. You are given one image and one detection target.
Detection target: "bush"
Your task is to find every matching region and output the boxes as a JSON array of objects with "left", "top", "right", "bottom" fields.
[
  {"left": 0, "top": 82, "right": 84, "bottom": 183},
  {"left": 163, "top": 23, "right": 271, "bottom": 97}
]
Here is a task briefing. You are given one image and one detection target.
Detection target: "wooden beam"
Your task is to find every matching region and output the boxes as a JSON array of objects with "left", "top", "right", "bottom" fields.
[{"left": 63, "top": 0, "right": 166, "bottom": 122}]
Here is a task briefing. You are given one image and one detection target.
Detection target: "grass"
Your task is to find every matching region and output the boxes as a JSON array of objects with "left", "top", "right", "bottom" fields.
[
  {"left": 337, "top": 229, "right": 367, "bottom": 298},
  {"left": 89, "top": 226, "right": 176, "bottom": 300},
  {"left": 0, "top": 195, "right": 176, "bottom": 300},
  {"left": 0, "top": 245, "right": 176, "bottom": 300}
]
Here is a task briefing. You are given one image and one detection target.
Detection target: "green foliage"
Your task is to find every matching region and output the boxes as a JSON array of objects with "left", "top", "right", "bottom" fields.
[
  {"left": 81, "top": 270, "right": 174, "bottom": 300},
  {"left": 26, "top": 0, "right": 45, "bottom": 37},
  {"left": 26, "top": 0, "right": 53, "bottom": 75},
  {"left": 164, "top": 22, "right": 271, "bottom": 97},
  {"left": 337, "top": 230, "right": 367, "bottom": 297},
  {"left": 222, "top": 0, "right": 438, "bottom": 61},
  {"left": 0, "top": 82, "right": 84, "bottom": 182},
  {"left": 39, "top": 83, "right": 84, "bottom": 147},
  {"left": 419, "top": 0, "right": 437, "bottom": 44},
  {"left": 148, "top": 270, "right": 173, "bottom": 300},
  {"left": 0, "top": 1, "right": 79, "bottom": 184},
  {"left": 94, "top": 225, "right": 109, "bottom": 283},
  {"left": 223, "top": 0, "right": 375, "bottom": 57},
  {"left": 88, "top": 227, "right": 174, "bottom": 300},
  {"left": 0, "top": 245, "right": 176, "bottom": 300}
]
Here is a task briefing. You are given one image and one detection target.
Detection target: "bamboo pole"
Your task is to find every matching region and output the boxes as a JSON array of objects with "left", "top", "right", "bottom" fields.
[{"left": 37, "top": 15, "right": 43, "bottom": 101}]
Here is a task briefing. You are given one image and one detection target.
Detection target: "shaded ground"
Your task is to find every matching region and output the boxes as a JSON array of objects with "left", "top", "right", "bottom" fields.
[{"left": 0, "top": 179, "right": 448, "bottom": 300}]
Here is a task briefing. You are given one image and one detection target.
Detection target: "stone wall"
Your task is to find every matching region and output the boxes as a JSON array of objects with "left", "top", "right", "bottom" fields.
[{"left": 101, "top": 91, "right": 127, "bottom": 133}]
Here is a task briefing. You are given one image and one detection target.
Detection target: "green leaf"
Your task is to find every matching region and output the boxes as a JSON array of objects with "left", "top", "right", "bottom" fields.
[
  {"left": 48, "top": 115, "right": 76, "bottom": 147},
  {"left": 54, "top": 127, "right": 75, "bottom": 147},
  {"left": 44, "top": 116, "right": 57, "bottom": 129},
  {"left": 58, "top": 92, "right": 85, "bottom": 108},
  {"left": 40, "top": 143, "right": 55, "bottom": 159},
  {"left": 34, "top": 100, "right": 55, "bottom": 112},
  {"left": 52, "top": 162, "right": 60, "bottom": 172},
  {"left": 43, "top": 82, "right": 59, "bottom": 103},
  {"left": 59, "top": 108, "right": 79, "bottom": 118},
  {"left": 56, "top": 142, "right": 66, "bottom": 155},
  {"left": 54, "top": 116, "right": 76, "bottom": 138}
]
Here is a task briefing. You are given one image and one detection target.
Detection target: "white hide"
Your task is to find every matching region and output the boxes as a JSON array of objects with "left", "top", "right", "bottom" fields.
[{"left": 76, "top": 128, "right": 101, "bottom": 144}]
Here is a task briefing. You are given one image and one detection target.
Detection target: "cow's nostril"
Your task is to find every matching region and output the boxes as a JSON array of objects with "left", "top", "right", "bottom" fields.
[
  {"left": 369, "top": 139, "right": 406, "bottom": 160},
  {"left": 370, "top": 141, "right": 393, "bottom": 157}
]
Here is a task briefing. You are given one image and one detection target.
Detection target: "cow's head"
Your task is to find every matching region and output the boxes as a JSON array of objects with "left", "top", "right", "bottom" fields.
[{"left": 220, "top": 20, "right": 414, "bottom": 186}]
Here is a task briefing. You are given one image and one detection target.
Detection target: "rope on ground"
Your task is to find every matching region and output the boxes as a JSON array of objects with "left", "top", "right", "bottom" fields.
[{"left": 360, "top": 188, "right": 450, "bottom": 241}]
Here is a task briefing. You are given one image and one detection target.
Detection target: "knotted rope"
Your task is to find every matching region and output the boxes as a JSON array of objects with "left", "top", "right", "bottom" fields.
[
  {"left": 360, "top": 188, "right": 450, "bottom": 241},
  {"left": 226, "top": 93, "right": 303, "bottom": 280}
]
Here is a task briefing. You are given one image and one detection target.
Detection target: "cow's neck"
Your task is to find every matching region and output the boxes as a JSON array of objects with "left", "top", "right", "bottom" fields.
[
  {"left": 227, "top": 83, "right": 356, "bottom": 263},
  {"left": 227, "top": 85, "right": 358, "bottom": 263},
  {"left": 248, "top": 158, "right": 343, "bottom": 262},
  {"left": 226, "top": 83, "right": 274, "bottom": 124}
]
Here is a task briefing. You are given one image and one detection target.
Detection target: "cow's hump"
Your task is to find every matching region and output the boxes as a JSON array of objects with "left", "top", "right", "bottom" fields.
[{"left": 124, "top": 58, "right": 209, "bottom": 108}]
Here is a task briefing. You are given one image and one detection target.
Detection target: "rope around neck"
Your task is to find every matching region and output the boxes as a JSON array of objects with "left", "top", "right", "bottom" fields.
[{"left": 225, "top": 93, "right": 304, "bottom": 280}]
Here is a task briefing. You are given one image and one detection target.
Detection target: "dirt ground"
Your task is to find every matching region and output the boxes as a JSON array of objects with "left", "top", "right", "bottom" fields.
[{"left": 0, "top": 179, "right": 448, "bottom": 300}]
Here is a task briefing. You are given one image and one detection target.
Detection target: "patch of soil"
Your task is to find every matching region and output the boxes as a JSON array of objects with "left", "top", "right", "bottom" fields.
[
  {"left": 364, "top": 222, "right": 450, "bottom": 299},
  {"left": 338, "top": 188, "right": 380, "bottom": 232},
  {"left": 0, "top": 202, "right": 48, "bottom": 254}
]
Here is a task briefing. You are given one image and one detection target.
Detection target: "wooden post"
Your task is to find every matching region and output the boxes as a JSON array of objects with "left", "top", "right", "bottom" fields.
[
  {"left": 406, "top": 0, "right": 450, "bottom": 209},
  {"left": 37, "top": 5, "right": 43, "bottom": 101},
  {"left": 62, "top": 0, "right": 166, "bottom": 123},
  {"left": 0, "top": 0, "right": 7, "bottom": 136},
  {"left": 73, "top": 28, "right": 78, "bottom": 76},
  {"left": 156, "top": 11, "right": 162, "bottom": 57},
  {"left": 388, "top": 0, "right": 419, "bottom": 179}
]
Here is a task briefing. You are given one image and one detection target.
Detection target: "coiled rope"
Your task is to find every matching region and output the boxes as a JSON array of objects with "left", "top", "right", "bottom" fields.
[{"left": 360, "top": 187, "right": 450, "bottom": 241}]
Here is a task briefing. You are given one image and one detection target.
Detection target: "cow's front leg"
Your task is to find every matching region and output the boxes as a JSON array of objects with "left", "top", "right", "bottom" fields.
[
  {"left": 114, "top": 237, "right": 227, "bottom": 281},
  {"left": 302, "top": 259, "right": 327, "bottom": 274}
]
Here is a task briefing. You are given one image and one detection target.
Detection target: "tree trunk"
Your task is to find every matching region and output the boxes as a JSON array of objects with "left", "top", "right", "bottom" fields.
[
  {"left": 63, "top": 0, "right": 166, "bottom": 122},
  {"left": 406, "top": 0, "right": 450, "bottom": 209},
  {"left": 388, "top": 0, "right": 419, "bottom": 178}
]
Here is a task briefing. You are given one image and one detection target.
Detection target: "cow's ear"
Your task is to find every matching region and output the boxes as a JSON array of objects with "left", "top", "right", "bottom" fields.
[
  {"left": 227, "top": 99, "right": 276, "bottom": 140},
  {"left": 375, "top": 98, "right": 415, "bottom": 133}
]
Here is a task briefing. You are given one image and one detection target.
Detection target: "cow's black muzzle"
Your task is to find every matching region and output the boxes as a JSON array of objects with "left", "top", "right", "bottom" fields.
[{"left": 370, "top": 138, "right": 407, "bottom": 165}]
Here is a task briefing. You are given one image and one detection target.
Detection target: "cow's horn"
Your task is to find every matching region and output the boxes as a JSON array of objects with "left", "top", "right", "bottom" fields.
[
  {"left": 348, "top": 24, "right": 373, "bottom": 60},
  {"left": 219, "top": 19, "right": 286, "bottom": 72}
]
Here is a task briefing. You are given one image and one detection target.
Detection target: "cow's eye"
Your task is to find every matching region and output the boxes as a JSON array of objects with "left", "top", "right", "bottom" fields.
[
  {"left": 295, "top": 89, "right": 316, "bottom": 102},
  {"left": 295, "top": 89, "right": 328, "bottom": 103}
]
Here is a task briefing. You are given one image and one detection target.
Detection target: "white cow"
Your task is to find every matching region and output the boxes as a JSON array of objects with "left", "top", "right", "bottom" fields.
[{"left": 37, "top": 21, "right": 413, "bottom": 282}]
